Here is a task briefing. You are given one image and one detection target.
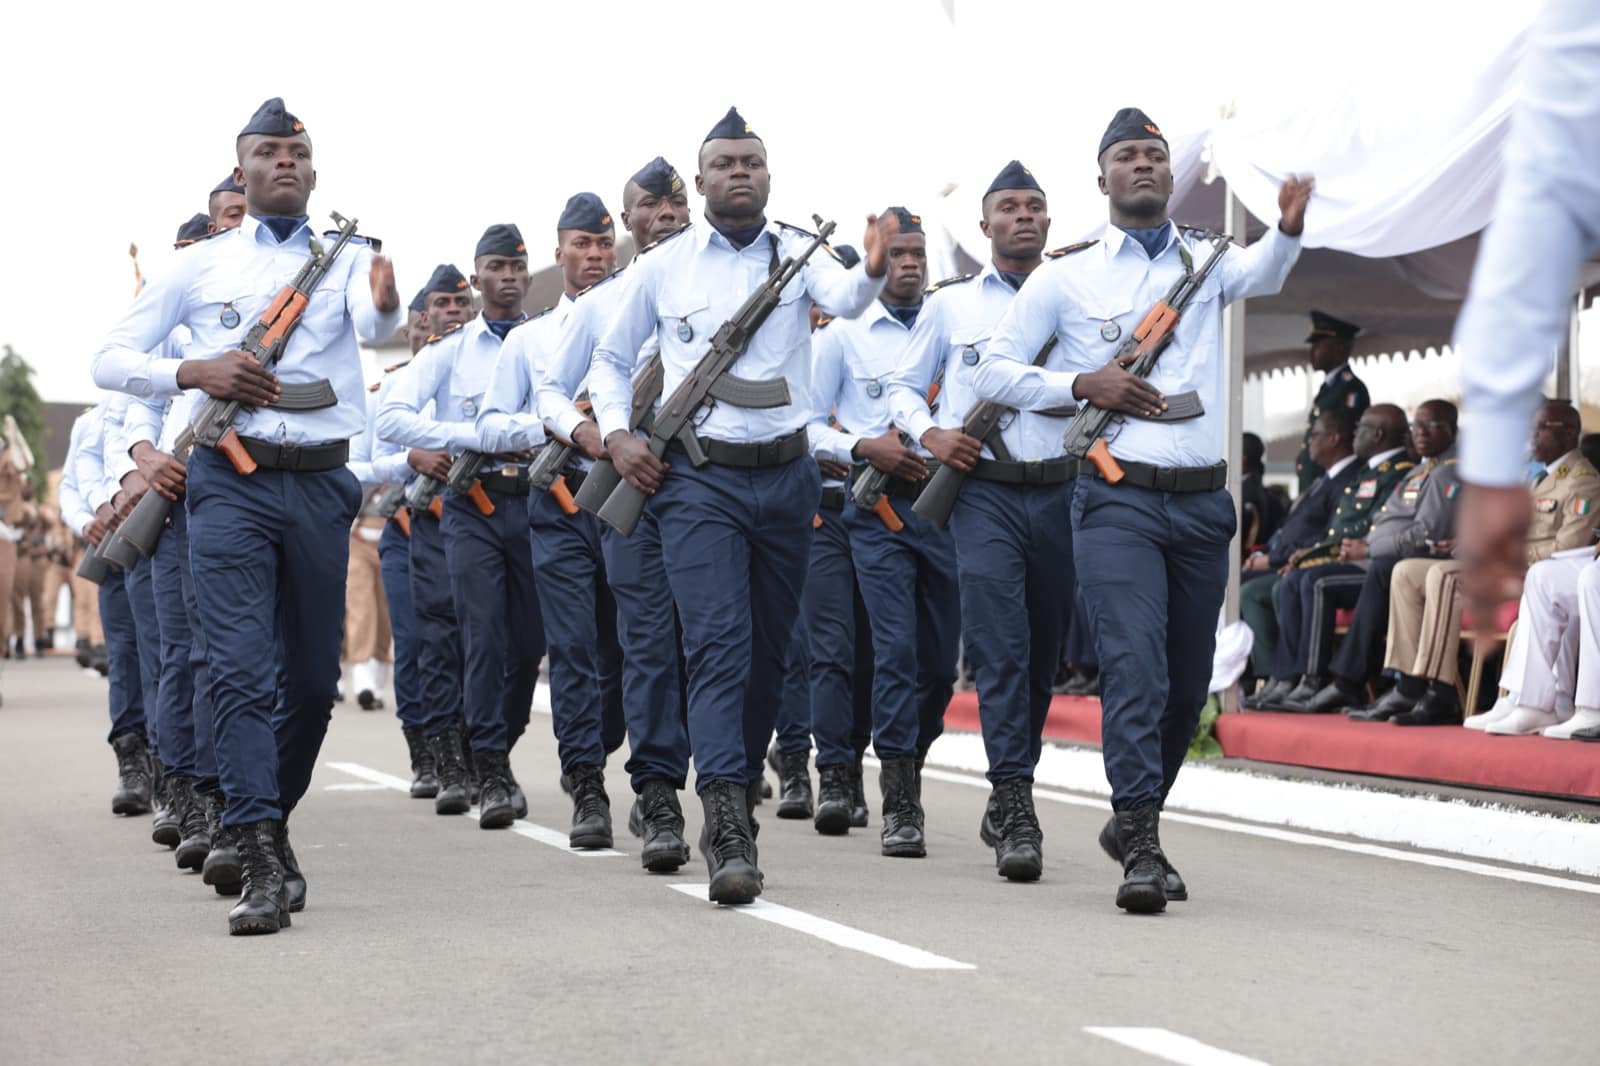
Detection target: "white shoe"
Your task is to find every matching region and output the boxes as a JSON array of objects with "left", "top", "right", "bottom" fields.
[
  {"left": 1464, "top": 695, "right": 1516, "bottom": 731},
  {"left": 1485, "top": 705, "right": 1560, "bottom": 735},
  {"left": 1542, "top": 706, "right": 1600, "bottom": 740}
]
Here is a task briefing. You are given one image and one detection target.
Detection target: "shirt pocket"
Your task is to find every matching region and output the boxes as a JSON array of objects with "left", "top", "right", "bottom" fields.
[
  {"left": 946, "top": 323, "right": 991, "bottom": 391},
  {"left": 659, "top": 294, "right": 712, "bottom": 360},
  {"left": 193, "top": 279, "right": 263, "bottom": 346},
  {"left": 1070, "top": 295, "right": 1134, "bottom": 369}
]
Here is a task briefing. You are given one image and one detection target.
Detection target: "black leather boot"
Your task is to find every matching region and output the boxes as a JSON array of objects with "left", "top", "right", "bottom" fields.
[
  {"left": 698, "top": 780, "right": 762, "bottom": 905},
  {"left": 201, "top": 790, "right": 243, "bottom": 894},
  {"left": 402, "top": 727, "right": 439, "bottom": 799},
  {"left": 507, "top": 763, "right": 528, "bottom": 820},
  {"left": 849, "top": 756, "right": 869, "bottom": 827},
  {"left": 475, "top": 749, "right": 516, "bottom": 830},
  {"left": 993, "top": 779, "right": 1043, "bottom": 882},
  {"left": 634, "top": 779, "right": 690, "bottom": 872},
  {"left": 979, "top": 789, "right": 1001, "bottom": 846},
  {"left": 228, "top": 819, "right": 290, "bottom": 936},
  {"left": 813, "top": 764, "right": 853, "bottom": 835},
  {"left": 110, "top": 732, "right": 153, "bottom": 816},
  {"left": 173, "top": 778, "right": 212, "bottom": 872},
  {"left": 276, "top": 820, "right": 306, "bottom": 913},
  {"left": 150, "top": 758, "right": 180, "bottom": 848},
  {"left": 1098, "top": 813, "right": 1186, "bottom": 901},
  {"left": 567, "top": 765, "right": 613, "bottom": 848},
  {"left": 458, "top": 721, "right": 480, "bottom": 804},
  {"left": 1114, "top": 804, "right": 1169, "bottom": 914},
  {"left": 429, "top": 727, "right": 470, "bottom": 816},
  {"left": 878, "top": 757, "right": 926, "bottom": 858},
  {"left": 773, "top": 748, "right": 814, "bottom": 820}
]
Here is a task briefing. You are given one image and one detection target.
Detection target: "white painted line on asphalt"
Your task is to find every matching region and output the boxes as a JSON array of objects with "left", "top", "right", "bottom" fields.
[
  {"left": 324, "top": 782, "right": 389, "bottom": 792},
  {"left": 666, "top": 884, "right": 976, "bottom": 970},
  {"left": 903, "top": 761, "right": 1600, "bottom": 897},
  {"left": 324, "top": 761, "right": 626, "bottom": 858},
  {"left": 1085, "top": 1027, "right": 1270, "bottom": 1066}
]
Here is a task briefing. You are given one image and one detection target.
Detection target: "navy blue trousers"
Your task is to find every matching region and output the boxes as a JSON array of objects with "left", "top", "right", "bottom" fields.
[
  {"left": 407, "top": 510, "right": 464, "bottom": 737},
  {"left": 168, "top": 507, "right": 218, "bottom": 790},
  {"left": 441, "top": 491, "right": 543, "bottom": 754},
  {"left": 1072, "top": 478, "right": 1233, "bottom": 811},
  {"left": 949, "top": 478, "right": 1075, "bottom": 783},
  {"left": 799, "top": 505, "right": 876, "bottom": 766},
  {"left": 100, "top": 573, "right": 145, "bottom": 745},
  {"left": 150, "top": 513, "right": 198, "bottom": 780},
  {"left": 1272, "top": 562, "right": 1367, "bottom": 681},
  {"left": 185, "top": 447, "right": 360, "bottom": 826},
  {"left": 845, "top": 497, "right": 960, "bottom": 761},
  {"left": 601, "top": 506, "right": 691, "bottom": 791},
  {"left": 1064, "top": 589, "right": 1098, "bottom": 667},
  {"left": 651, "top": 451, "right": 819, "bottom": 788},
  {"left": 123, "top": 556, "right": 161, "bottom": 758},
  {"left": 377, "top": 519, "right": 426, "bottom": 731},
  {"left": 528, "top": 490, "right": 623, "bottom": 774}
]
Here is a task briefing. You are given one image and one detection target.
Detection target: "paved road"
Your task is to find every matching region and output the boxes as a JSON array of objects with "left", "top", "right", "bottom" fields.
[{"left": 2, "top": 657, "right": 1595, "bottom": 1066}]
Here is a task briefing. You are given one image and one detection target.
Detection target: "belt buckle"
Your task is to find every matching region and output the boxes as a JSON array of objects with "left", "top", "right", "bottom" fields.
[{"left": 1153, "top": 467, "right": 1177, "bottom": 492}]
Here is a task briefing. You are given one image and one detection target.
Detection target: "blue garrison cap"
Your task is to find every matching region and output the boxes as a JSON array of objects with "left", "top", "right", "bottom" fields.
[
  {"left": 630, "top": 156, "right": 684, "bottom": 198},
  {"left": 238, "top": 97, "right": 306, "bottom": 140},
  {"left": 557, "top": 193, "right": 614, "bottom": 235},
  {"left": 421, "top": 263, "right": 470, "bottom": 298},
  {"left": 704, "top": 106, "right": 759, "bottom": 143},
  {"left": 408, "top": 287, "right": 429, "bottom": 314},
  {"left": 984, "top": 160, "right": 1044, "bottom": 199},
  {"left": 1098, "top": 107, "right": 1166, "bottom": 160},
  {"left": 1307, "top": 309, "right": 1361, "bottom": 343},
  {"left": 475, "top": 224, "right": 527, "bottom": 260},
  {"left": 832, "top": 244, "right": 862, "bottom": 270},
  {"left": 174, "top": 214, "right": 211, "bottom": 246},
  {"left": 884, "top": 207, "right": 924, "bottom": 236},
  {"left": 210, "top": 173, "right": 245, "bottom": 197}
]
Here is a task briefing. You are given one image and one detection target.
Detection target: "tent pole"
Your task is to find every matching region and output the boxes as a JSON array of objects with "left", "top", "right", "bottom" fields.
[
  {"left": 1221, "top": 184, "right": 1247, "bottom": 710},
  {"left": 1563, "top": 292, "right": 1582, "bottom": 401}
]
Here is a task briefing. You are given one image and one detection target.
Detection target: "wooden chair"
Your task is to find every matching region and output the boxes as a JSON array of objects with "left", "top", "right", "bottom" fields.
[{"left": 1456, "top": 602, "right": 1519, "bottom": 713}]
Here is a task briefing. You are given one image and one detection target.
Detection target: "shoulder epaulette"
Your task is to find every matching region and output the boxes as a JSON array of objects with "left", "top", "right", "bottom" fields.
[
  {"left": 635, "top": 224, "right": 692, "bottom": 256},
  {"left": 1045, "top": 239, "right": 1099, "bottom": 259},
  {"left": 326, "top": 230, "right": 382, "bottom": 253},
  {"left": 576, "top": 266, "right": 626, "bottom": 298},
  {"left": 813, "top": 315, "right": 835, "bottom": 331},
  {"left": 367, "top": 381, "right": 381, "bottom": 393},
  {"left": 422, "top": 321, "right": 464, "bottom": 347},
  {"left": 383, "top": 360, "right": 411, "bottom": 375},
  {"left": 516, "top": 304, "right": 557, "bottom": 327},
  {"left": 925, "top": 273, "right": 976, "bottom": 295}
]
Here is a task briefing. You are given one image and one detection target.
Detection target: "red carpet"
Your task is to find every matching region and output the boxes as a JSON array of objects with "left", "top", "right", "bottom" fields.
[{"left": 943, "top": 692, "right": 1600, "bottom": 800}]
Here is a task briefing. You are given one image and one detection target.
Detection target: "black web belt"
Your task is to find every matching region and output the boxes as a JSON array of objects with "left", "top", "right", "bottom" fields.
[{"left": 1081, "top": 459, "right": 1227, "bottom": 493}]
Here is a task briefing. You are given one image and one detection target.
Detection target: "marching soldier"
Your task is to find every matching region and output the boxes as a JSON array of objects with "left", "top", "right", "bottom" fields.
[
  {"left": 887, "top": 161, "right": 1077, "bottom": 884},
  {"left": 478, "top": 192, "right": 626, "bottom": 849},
  {"left": 811, "top": 207, "right": 959, "bottom": 857},
  {"left": 1294, "top": 310, "right": 1369, "bottom": 493},
  {"left": 96, "top": 98, "right": 403, "bottom": 934},
  {"left": 590, "top": 108, "right": 897, "bottom": 903},
  {"left": 978, "top": 108, "right": 1311, "bottom": 911},
  {"left": 534, "top": 157, "right": 695, "bottom": 871},
  {"left": 377, "top": 225, "right": 542, "bottom": 833}
]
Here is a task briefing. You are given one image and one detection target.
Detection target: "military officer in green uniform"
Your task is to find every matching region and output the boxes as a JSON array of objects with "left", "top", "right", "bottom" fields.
[{"left": 1295, "top": 310, "right": 1371, "bottom": 494}]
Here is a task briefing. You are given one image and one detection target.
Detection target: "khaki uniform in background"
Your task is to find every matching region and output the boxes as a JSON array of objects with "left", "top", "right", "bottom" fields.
[
  {"left": 69, "top": 541, "right": 103, "bottom": 646},
  {"left": 12, "top": 501, "right": 49, "bottom": 647},
  {"left": 1386, "top": 449, "right": 1600, "bottom": 685},
  {"left": 0, "top": 462, "right": 24, "bottom": 649},
  {"left": 39, "top": 511, "right": 72, "bottom": 642},
  {"left": 344, "top": 517, "right": 392, "bottom": 666}
]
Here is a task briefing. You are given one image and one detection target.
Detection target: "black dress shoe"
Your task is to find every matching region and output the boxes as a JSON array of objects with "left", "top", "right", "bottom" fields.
[
  {"left": 1348, "top": 685, "right": 1418, "bottom": 722},
  {"left": 1571, "top": 724, "right": 1600, "bottom": 742},
  {"left": 1392, "top": 689, "right": 1463, "bottom": 727},
  {"left": 1099, "top": 813, "right": 1186, "bottom": 900},
  {"left": 1308, "top": 678, "right": 1365, "bottom": 714},
  {"left": 1242, "top": 679, "right": 1290, "bottom": 710},
  {"left": 1274, "top": 675, "right": 1329, "bottom": 712}
]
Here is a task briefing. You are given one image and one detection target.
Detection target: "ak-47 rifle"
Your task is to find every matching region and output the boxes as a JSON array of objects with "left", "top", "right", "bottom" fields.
[
  {"left": 593, "top": 220, "right": 837, "bottom": 537},
  {"left": 847, "top": 378, "right": 942, "bottom": 532},
  {"left": 1062, "top": 228, "right": 1230, "bottom": 481},
  {"left": 402, "top": 449, "right": 495, "bottom": 517},
  {"left": 527, "top": 439, "right": 580, "bottom": 516},
  {"left": 572, "top": 354, "right": 664, "bottom": 515},
  {"left": 101, "top": 212, "right": 357, "bottom": 565}
]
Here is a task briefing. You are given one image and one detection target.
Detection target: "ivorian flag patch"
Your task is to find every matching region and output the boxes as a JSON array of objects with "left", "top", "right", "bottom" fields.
[
  {"left": 1572, "top": 497, "right": 1594, "bottom": 517},
  {"left": 1445, "top": 483, "right": 1460, "bottom": 500}
]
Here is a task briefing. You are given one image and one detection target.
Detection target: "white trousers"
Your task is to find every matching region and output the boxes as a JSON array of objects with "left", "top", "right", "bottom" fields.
[{"left": 1503, "top": 549, "right": 1600, "bottom": 712}]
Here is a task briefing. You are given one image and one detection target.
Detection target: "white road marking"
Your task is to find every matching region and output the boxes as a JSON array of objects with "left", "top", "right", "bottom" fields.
[
  {"left": 666, "top": 884, "right": 975, "bottom": 971},
  {"left": 1085, "top": 1027, "right": 1270, "bottom": 1066},
  {"left": 324, "top": 761, "right": 625, "bottom": 858},
  {"left": 898, "top": 761, "right": 1600, "bottom": 897},
  {"left": 323, "top": 782, "right": 390, "bottom": 792}
]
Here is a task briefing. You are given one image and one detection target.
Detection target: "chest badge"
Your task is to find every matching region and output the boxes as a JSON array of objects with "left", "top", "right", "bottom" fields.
[
  {"left": 462, "top": 397, "right": 479, "bottom": 418},
  {"left": 220, "top": 302, "right": 242, "bottom": 329},
  {"left": 677, "top": 319, "right": 694, "bottom": 343},
  {"left": 960, "top": 345, "right": 979, "bottom": 366},
  {"left": 1100, "top": 320, "right": 1121, "bottom": 342},
  {"left": 865, "top": 380, "right": 883, "bottom": 399}
]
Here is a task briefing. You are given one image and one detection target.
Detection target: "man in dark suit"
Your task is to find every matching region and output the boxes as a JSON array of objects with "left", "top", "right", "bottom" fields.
[
  {"left": 1294, "top": 311, "right": 1371, "bottom": 493},
  {"left": 1241, "top": 409, "right": 1361, "bottom": 695}
]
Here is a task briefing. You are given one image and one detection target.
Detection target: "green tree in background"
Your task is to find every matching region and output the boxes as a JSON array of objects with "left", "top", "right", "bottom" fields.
[{"left": 0, "top": 346, "right": 50, "bottom": 501}]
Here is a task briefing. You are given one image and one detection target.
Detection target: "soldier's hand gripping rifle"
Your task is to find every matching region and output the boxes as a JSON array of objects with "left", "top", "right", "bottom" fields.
[
  {"left": 403, "top": 449, "right": 496, "bottom": 517},
  {"left": 593, "top": 220, "right": 837, "bottom": 537},
  {"left": 1062, "top": 229, "right": 1230, "bottom": 481},
  {"left": 572, "top": 354, "right": 664, "bottom": 515},
  {"left": 527, "top": 437, "right": 580, "bottom": 516},
  {"left": 104, "top": 213, "right": 358, "bottom": 564}
]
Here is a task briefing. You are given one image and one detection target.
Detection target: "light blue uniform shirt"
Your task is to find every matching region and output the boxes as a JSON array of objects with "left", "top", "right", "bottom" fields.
[
  {"left": 590, "top": 223, "right": 885, "bottom": 445},
  {"left": 349, "top": 384, "right": 414, "bottom": 488},
  {"left": 475, "top": 296, "right": 571, "bottom": 454},
  {"left": 93, "top": 215, "right": 401, "bottom": 446},
  {"left": 810, "top": 300, "right": 925, "bottom": 487},
  {"left": 977, "top": 223, "right": 1300, "bottom": 468},
  {"left": 1455, "top": 0, "right": 1600, "bottom": 486},
  {"left": 57, "top": 409, "right": 98, "bottom": 537},
  {"left": 887, "top": 263, "right": 1065, "bottom": 463},
  {"left": 375, "top": 316, "right": 511, "bottom": 454}
]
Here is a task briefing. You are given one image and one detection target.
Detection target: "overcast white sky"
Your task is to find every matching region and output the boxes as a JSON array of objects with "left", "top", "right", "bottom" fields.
[{"left": 0, "top": 0, "right": 1538, "bottom": 403}]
